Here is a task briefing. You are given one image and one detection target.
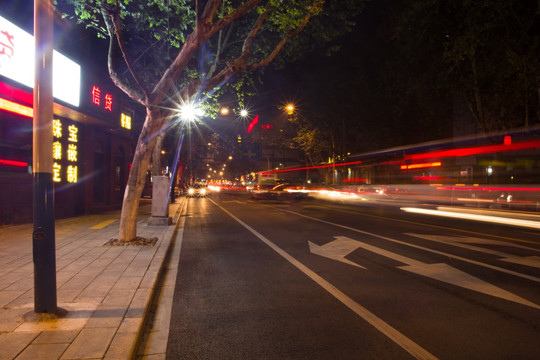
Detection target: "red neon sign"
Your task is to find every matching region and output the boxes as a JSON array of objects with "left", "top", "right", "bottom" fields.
[
  {"left": 91, "top": 86, "right": 101, "bottom": 106},
  {"left": 247, "top": 114, "right": 259, "bottom": 133},
  {"left": 0, "top": 159, "right": 28, "bottom": 167},
  {"left": 104, "top": 93, "right": 113, "bottom": 111},
  {"left": 91, "top": 85, "right": 113, "bottom": 111}
]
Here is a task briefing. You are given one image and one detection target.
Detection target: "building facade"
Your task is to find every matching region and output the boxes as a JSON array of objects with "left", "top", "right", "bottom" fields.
[{"left": 0, "top": 12, "right": 138, "bottom": 225}]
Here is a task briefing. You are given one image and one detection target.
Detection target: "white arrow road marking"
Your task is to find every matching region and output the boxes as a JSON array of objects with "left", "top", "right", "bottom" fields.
[
  {"left": 502, "top": 256, "right": 540, "bottom": 267},
  {"left": 332, "top": 236, "right": 540, "bottom": 310},
  {"left": 308, "top": 237, "right": 366, "bottom": 268},
  {"left": 211, "top": 199, "right": 438, "bottom": 360},
  {"left": 406, "top": 233, "right": 540, "bottom": 269},
  {"left": 285, "top": 209, "right": 540, "bottom": 284}
]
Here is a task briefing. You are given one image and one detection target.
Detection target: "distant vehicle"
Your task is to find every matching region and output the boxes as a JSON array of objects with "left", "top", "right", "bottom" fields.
[
  {"left": 250, "top": 181, "right": 308, "bottom": 200},
  {"left": 187, "top": 183, "right": 208, "bottom": 198}
]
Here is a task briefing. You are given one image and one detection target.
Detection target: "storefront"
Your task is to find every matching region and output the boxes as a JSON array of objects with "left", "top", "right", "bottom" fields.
[{"left": 0, "top": 13, "right": 137, "bottom": 225}]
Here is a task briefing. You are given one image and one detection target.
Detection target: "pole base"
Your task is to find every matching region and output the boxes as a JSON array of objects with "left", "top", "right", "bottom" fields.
[
  {"left": 24, "top": 307, "right": 68, "bottom": 321},
  {"left": 147, "top": 216, "right": 172, "bottom": 226}
]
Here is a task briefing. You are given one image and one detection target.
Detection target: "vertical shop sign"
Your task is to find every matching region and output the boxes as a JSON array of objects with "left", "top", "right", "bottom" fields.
[
  {"left": 121, "top": 112, "right": 132, "bottom": 130},
  {"left": 52, "top": 118, "right": 79, "bottom": 183}
]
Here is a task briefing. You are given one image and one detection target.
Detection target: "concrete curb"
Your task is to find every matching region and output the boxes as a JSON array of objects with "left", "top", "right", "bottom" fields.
[{"left": 128, "top": 197, "right": 187, "bottom": 360}]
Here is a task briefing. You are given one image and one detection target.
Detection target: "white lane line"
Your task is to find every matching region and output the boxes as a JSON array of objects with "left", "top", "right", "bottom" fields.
[
  {"left": 210, "top": 199, "right": 438, "bottom": 360},
  {"left": 284, "top": 209, "right": 540, "bottom": 284}
]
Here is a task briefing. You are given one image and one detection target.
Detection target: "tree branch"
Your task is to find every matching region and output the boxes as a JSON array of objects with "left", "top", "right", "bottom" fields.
[
  {"left": 201, "top": 1, "right": 323, "bottom": 91},
  {"left": 201, "top": 0, "right": 222, "bottom": 24},
  {"left": 242, "top": 1, "right": 272, "bottom": 54},
  {"left": 248, "top": 1, "right": 324, "bottom": 69},
  {"left": 106, "top": 7, "right": 150, "bottom": 103},
  {"left": 150, "top": 0, "right": 261, "bottom": 104},
  {"left": 209, "top": 0, "right": 262, "bottom": 38}
]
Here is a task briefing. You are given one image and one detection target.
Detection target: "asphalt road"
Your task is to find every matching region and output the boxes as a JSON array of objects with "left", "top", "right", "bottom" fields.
[{"left": 166, "top": 191, "right": 540, "bottom": 359}]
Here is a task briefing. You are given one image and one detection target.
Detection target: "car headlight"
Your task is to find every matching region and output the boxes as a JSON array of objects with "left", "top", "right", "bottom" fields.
[
  {"left": 200, "top": 188, "right": 207, "bottom": 195},
  {"left": 188, "top": 188, "right": 195, "bottom": 194}
]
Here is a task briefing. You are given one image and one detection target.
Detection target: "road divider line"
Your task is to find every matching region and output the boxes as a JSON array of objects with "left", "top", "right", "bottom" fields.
[{"left": 210, "top": 198, "right": 439, "bottom": 360}]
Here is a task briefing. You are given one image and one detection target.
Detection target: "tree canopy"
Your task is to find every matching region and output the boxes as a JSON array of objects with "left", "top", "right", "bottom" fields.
[{"left": 57, "top": 0, "right": 367, "bottom": 241}]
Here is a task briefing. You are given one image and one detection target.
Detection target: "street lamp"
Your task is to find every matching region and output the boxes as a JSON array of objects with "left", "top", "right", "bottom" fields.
[
  {"left": 239, "top": 109, "right": 248, "bottom": 118},
  {"left": 179, "top": 102, "right": 204, "bottom": 122},
  {"left": 285, "top": 103, "right": 295, "bottom": 115}
]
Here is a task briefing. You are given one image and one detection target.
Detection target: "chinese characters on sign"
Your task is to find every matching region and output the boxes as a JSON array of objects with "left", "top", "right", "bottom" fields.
[
  {"left": 0, "top": 29, "right": 15, "bottom": 62},
  {"left": 120, "top": 113, "right": 132, "bottom": 130},
  {"left": 91, "top": 85, "right": 113, "bottom": 112},
  {"left": 52, "top": 119, "right": 79, "bottom": 183}
]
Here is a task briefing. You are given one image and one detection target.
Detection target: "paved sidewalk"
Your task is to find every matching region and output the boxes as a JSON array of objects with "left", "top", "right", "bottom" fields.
[{"left": 0, "top": 197, "right": 186, "bottom": 360}]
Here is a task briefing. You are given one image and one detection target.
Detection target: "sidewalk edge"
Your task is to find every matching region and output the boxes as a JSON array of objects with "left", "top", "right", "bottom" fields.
[{"left": 126, "top": 197, "right": 187, "bottom": 360}]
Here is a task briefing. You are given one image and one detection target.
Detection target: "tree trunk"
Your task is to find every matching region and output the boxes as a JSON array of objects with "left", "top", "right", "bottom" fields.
[
  {"left": 152, "top": 132, "right": 165, "bottom": 176},
  {"left": 118, "top": 108, "right": 164, "bottom": 241}
]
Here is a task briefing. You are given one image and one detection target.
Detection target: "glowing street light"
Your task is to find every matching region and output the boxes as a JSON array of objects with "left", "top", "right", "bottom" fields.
[
  {"left": 285, "top": 103, "right": 295, "bottom": 115},
  {"left": 220, "top": 107, "right": 230, "bottom": 116},
  {"left": 179, "top": 102, "right": 204, "bottom": 121},
  {"left": 239, "top": 109, "right": 248, "bottom": 117}
]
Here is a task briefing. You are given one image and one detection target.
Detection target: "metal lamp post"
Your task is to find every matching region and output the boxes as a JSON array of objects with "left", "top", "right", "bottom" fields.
[{"left": 33, "top": 0, "right": 57, "bottom": 313}]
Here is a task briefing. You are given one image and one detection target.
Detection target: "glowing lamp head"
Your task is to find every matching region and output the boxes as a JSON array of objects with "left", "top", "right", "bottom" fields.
[
  {"left": 180, "top": 102, "right": 204, "bottom": 121},
  {"left": 286, "top": 104, "right": 295, "bottom": 115},
  {"left": 240, "top": 109, "right": 248, "bottom": 117}
]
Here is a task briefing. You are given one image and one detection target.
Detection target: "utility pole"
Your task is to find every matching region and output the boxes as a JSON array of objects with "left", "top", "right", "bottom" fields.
[{"left": 33, "top": 0, "right": 57, "bottom": 313}]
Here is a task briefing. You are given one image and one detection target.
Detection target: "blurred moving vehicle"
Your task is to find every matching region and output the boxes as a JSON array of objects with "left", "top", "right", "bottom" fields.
[
  {"left": 250, "top": 181, "right": 308, "bottom": 200},
  {"left": 187, "top": 183, "right": 208, "bottom": 198}
]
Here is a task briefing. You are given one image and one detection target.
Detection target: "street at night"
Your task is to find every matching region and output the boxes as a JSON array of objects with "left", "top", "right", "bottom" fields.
[
  {"left": 1, "top": 1, "right": 540, "bottom": 359},
  {"left": 166, "top": 192, "right": 540, "bottom": 359}
]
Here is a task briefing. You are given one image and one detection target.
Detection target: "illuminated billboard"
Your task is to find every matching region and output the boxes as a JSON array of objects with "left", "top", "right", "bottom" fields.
[{"left": 0, "top": 15, "right": 81, "bottom": 107}]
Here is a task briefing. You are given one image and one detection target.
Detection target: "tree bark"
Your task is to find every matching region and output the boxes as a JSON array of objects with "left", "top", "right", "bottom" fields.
[
  {"left": 118, "top": 108, "right": 165, "bottom": 241},
  {"left": 152, "top": 132, "right": 165, "bottom": 176}
]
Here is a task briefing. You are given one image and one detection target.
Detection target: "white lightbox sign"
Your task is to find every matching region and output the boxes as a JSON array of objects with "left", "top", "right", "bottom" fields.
[{"left": 0, "top": 15, "right": 80, "bottom": 107}]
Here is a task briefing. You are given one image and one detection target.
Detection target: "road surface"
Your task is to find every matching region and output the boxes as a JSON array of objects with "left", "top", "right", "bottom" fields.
[{"left": 167, "top": 191, "right": 540, "bottom": 359}]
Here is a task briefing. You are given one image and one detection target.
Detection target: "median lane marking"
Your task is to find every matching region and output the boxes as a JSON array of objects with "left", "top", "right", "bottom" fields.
[
  {"left": 210, "top": 198, "right": 438, "bottom": 360},
  {"left": 90, "top": 219, "right": 118, "bottom": 229}
]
